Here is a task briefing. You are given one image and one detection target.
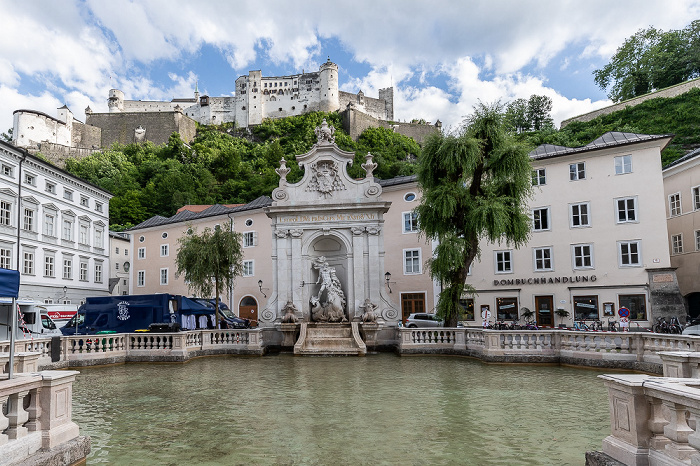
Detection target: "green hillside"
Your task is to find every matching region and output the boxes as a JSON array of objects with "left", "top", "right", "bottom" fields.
[
  {"left": 519, "top": 88, "right": 700, "bottom": 166},
  {"left": 62, "top": 111, "right": 421, "bottom": 230}
]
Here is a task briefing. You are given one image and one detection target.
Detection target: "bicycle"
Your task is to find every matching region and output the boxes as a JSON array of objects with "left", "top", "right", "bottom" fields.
[
  {"left": 669, "top": 316, "right": 683, "bottom": 334},
  {"left": 589, "top": 320, "right": 603, "bottom": 331},
  {"left": 653, "top": 317, "right": 670, "bottom": 333},
  {"left": 607, "top": 318, "right": 619, "bottom": 332},
  {"left": 573, "top": 320, "right": 589, "bottom": 331}
]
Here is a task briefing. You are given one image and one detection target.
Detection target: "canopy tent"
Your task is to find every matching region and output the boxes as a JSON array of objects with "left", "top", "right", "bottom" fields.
[{"left": 0, "top": 268, "right": 20, "bottom": 379}]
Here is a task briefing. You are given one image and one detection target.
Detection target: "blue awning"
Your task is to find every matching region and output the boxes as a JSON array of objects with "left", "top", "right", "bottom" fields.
[{"left": 0, "top": 269, "right": 20, "bottom": 298}]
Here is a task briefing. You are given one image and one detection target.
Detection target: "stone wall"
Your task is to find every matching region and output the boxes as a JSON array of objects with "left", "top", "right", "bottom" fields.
[
  {"left": 341, "top": 105, "right": 439, "bottom": 144},
  {"left": 648, "top": 268, "right": 687, "bottom": 320},
  {"left": 32, "top": 142, "right": 101, "bottom": 168},
  {"left": 86, "top": 111, "right": 196, "bottom": 146},
  {"left": 561, "top": 78, "right": 700, "bottom": 127},
  {"left": 71, "top": 120, "right": 101, "bottom": 148}
]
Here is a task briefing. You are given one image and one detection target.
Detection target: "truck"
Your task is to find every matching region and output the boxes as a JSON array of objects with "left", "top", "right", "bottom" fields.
[
  {"left": 0, "top": 299, "right": 63, "bottom": 341},
  {"left": 38, "top": 303, "right": 79, "bottom": 328},
  {"left": 60, "top": 294, "right": 242, "bottom": 335}
]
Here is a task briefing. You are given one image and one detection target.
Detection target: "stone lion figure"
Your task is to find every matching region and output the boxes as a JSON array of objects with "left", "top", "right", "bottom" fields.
[{"left": 281, "top": 301, "right": 299, "bottom": 323}]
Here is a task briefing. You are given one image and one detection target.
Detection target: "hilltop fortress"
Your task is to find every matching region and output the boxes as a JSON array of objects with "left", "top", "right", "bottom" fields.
[{"left": 12, "top": 60, "right": 439, "bottom": 165}]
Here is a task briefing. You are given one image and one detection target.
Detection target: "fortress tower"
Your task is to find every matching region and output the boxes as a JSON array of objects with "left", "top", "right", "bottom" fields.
[
  {"left": 319, "top": 59, "right": 339, "bottom": 113},
  {"left": 108, "top": 89, "right": 124, "bottom": 113}
]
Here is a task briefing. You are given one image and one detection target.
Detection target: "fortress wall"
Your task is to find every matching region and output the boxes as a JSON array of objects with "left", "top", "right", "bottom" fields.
[
  {"left": 121, "top": 100, "right": 186, "bottom": 113},
  {"left": 561, "top": 78, "right": 700, "bottom": 127},
  {"left": 341, "top": 106, "right": 438, "bottom": 144},
  {"left": 32, "top": 142, "right": 101, "bottom": 168},
  {"left": 13, "top": 111, "right": 72, "bottom": 148},
  {"left": 86, "top": 112, "right": 196, "bottom": 146},
  {"left": 339, "top": 91, "right": 390, "bottom": 121},
  {"left": 71, "top": 120, "right": 101, "bottom": 149}
]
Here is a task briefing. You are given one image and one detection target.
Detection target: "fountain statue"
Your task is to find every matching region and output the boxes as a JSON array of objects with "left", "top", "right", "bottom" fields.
[
  {"left": 309, "top": 256, "right": 347, "bottom": 322},
  {"left": 280, "top": 301, "right": 299, "bottom": 323},
  {"left": 360, "top": 299, "right": 378, "bottom": 323}
]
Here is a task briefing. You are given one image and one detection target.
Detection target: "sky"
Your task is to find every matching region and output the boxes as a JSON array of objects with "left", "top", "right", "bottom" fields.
[{"left": 1, "top": 0, "right": 700, "bottom": 135}]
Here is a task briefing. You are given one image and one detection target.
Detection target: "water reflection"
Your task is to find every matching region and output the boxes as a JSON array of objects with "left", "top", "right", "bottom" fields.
[{"left": 72, "top": 354, "right": 610, "bottom": 465}]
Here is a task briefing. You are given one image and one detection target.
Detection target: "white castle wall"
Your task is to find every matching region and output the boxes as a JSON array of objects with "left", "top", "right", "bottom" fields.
[{"left": 13, "top": 110, "right": 72, "bottom": 148}]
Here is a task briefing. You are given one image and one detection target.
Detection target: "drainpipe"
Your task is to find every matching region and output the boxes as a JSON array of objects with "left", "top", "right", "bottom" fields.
[{"left": 227, "top": 212, "right": 234, "bottom": 313}]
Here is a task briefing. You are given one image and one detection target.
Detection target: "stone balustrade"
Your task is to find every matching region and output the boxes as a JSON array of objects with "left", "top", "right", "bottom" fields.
[{"left": 0, "top": 370, "right": 88, "bottom": 465}]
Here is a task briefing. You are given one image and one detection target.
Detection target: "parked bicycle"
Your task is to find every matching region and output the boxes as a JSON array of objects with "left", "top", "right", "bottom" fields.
[
  {"left": 653, "top": 317, "right": 670, "bottom": 333},
  {"left": 607, "top": 318, "right": 619, "bottom": 332},
  {"left": 669, "top": 316, "right": 683, "bottom": 334},
  {"left": 573, "top": 320, "right": 589, "bottom": 331},
  {"left": 589, "top": 320, "right": 603, "bottom": 331}
]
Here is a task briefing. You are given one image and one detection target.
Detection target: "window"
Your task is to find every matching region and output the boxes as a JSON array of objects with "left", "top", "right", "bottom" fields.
[
  {"left": 161, "top": 232, "right": 168, "bottom": 239},
  {"left": 45, "top": 182, "right": 55, "bottom": 194},
  {"left": 569, "top": 162, "right": 585, "bottom": 181},
  {"left": 124, "top": 262, "right": 130, "bottom": 272},
  {"left": 495, "top": 250, "right": 512, "bottom": 273},
  {"left": 44, "top": 213, "right": 55, "bottom": 236},
  {"left": 44, "top": 256, "right": 54, "bottom": 277},
  {"left": 616, "top": 197, "right": 637, "bottom": 223},
  {"left": 243, "top": 260, "right": 254, "bottom": 277},
  {"left": 160, "top": 268, "right": 168, "bottom": 285},
  {"left": 125, "top": 248, "right": 128, "bottom": 256},
  {"left": 160, "top": 244, "right": 169, "bottom": 257},
  {"left": 404, "top": 249, "right": 422, "bottom": 274},
  {"left": 94, "top": 228, "right": 103, "bottom": 248},
  {"left": 24, "top": 173, "right": 35, "bottom": 185},
  {"left": 619, "top": 240, "right": 641, "bottom": 266},
  {"left": 570, "top": 203, "right": 590, "bottom": 227},
  {"left": 79, "top": 224, "right": 88, "bottom": 244},
  {"left": 0, "top": 248, "right": 11, "bottom": 269},
  {"left": 23, "top": 252, "right": 34, "bottom": 275},
  {"left": 2, "top": 164, "right": 13, "bottom": 177},
  {"left": 138, "top": 247, "right": 145, "bottom": 259},
  {"left": 245, "top": 218, "right": 253, "bottom": 227},
  {"left": 0, "top": 200, "right": 11, "bottom": 226},
  {"left": 63, "top": 189, "right": 73, "bottom": 201},
  {"left": 533, "top": 247, "right": 553, "bottom": 271},
  {"left": 95, "top": 263, "right": 102, "bottom": 283},
  {"left": 137, "top": 270, "right": 145, "bottom": 287},
  {"left": 403, "top": 211, "right": 418, "bottom": 233},
  {"left": 80, "top": 196, "right": 89, "bottom": 207},
  {"left": 243, "top": 232, "right": 256, "bottom": 247},
  {"left": 669, "top": 193, "right": 681, "bottom": 217},
  {"left": 115, "top": 247, "right": 119, "bottom": 254},
  {"left": 62, "top": 220, "right": 73, "bottom": 241},
  {"left": 696, "top": 231, "right": 700, "bottom": 251},
  {"left": 115, "top": 262, "right": 119, "bottom": 270},
  {"left": 459, "top": 299, "right": 475, "bottom": 320},
  {"left": 574, "top": 295, "right": 599, "bottom": 320},
  {"left": 572, "top": 244, "right": 593, "bottom": 269},
  {"left": 532, "top": 168, "right": 546, "bottom": 186},
  {"left": 614, "top": 155, "right": 632, "bottom": 175},
  {"left": 139, "top": 236, "right": 145, "bottom": 242},
  {"left": 619, "top": 294, "right": 647, "bottom": 320},
  {"left": 95, "top": 202, "right": 103, "bottom": 213},
  {"left": 496, "top": 297, "right": 519, "bottom": 321},
  {"left": 22, "top": 208, "right": 34, "bottom": 232},
  {"left": 404, "top": 192, "right": 416, "bottom": 202},
  {"left": 672, "top": 234, "right": 683, "bottom": 254},
  {"left": 532, "top": 207, "right": 550, "bottom": 231},
  {"left": 79, "top": 262, "right": 88, "bottom": 281},
  {"left": 63, "top": 259, "right": 72, "bottom": 279}
]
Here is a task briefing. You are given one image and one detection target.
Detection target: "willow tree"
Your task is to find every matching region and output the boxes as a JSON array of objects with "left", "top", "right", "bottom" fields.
[
  {"left": 175, "top": 221, "right": 243, "bottom": 326},
  {"left": 416, "top": 102, "right": 532, "bottom": 327}
]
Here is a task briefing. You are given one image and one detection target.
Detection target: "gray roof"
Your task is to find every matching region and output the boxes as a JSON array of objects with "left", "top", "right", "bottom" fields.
[
  {"left": 530, "top": 131, "right": 673, "bottom": 160},
  {"left": 378, "top": 175, "right": 417, "bottom": 187},
  {"left": 663, "top": 147, "right": 700, "bottom": 170},
  {"left": 127, "top": 196, "right": 273, "bottom": 231}
]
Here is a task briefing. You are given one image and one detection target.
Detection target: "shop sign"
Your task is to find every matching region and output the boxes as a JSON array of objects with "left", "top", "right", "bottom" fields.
[{"left": 493, "top": 275, "right": 597, "bottom": 286}]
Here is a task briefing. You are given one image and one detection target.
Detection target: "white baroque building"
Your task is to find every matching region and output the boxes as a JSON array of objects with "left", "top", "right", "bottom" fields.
[{"left": 0, "top": 140, "right": 112, "bottom": 303}]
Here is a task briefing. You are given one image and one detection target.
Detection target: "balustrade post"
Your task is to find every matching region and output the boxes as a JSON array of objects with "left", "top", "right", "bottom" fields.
[
  {"left": 636, "top": 333, "right": 645, "bottom": 362},
  {"left": 38, "top": 370, "right": 80, "bottom": 449},
  {"left": 0, "top": 394, "right": 9, "bottom": 446},
  {"left": 686, "top": 408, "right": 700, "bottom": 465},
  {"left": 5, "top": 390, "right": 29, "bottom": 440},
  {"left": 24, "top": 387, "right": 42, "bottom": 432},
  {"left": 662, "top": 400, "right": 697, "bottom": 461},
  {"left": 647, "top": 396, "right": 671, "bottom": 451}
]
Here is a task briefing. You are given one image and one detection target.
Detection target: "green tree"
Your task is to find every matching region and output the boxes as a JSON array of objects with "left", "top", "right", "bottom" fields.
[
  {"left": 504, "top": 98, "right": 530, "bottom": 133},
  {"left": 175, "top": 221, "right": 243, "bottom": 325},
  {"left": 594, "top": 27, "right": 660, "bottom": 102},
  {"left": 416, "top": 102, "right": 533, "bottom": 327},
  {"left": 526, "top": 95, "right": 554, "bottom": 131},
  {"left": 1, "top": 128, "right": 12, "bottom": 143}
]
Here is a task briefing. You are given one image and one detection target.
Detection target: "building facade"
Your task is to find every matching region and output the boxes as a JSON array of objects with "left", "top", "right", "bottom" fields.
[
  {"left": 663, "top": 148, "right": 700, "bottom": 316},
  {"left": 109, "top": 231, "right": 131, "bottom": 296},
  {"left": 0, "top": 140, "right": 112, "bottom": 304}
]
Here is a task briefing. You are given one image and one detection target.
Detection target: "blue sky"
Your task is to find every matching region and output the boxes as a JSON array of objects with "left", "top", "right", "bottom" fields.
[{"left": 1, "top": 0, "right": 699, "bottom": 134}]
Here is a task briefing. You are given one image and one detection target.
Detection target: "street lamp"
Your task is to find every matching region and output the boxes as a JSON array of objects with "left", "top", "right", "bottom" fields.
[
  {"left": 258, "top": 279, "right": 267, "bottom": 298},
  {"left": 385, "top": 271, "right": 392, "bottom": 293}
]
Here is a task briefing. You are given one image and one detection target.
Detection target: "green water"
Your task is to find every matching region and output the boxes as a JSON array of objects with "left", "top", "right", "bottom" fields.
[{"left": 72, "top": 354, "right": 610, "bottom": 465}]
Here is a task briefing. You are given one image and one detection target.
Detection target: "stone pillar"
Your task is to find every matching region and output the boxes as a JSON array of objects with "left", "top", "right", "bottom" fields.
[
  {"left": 6, "top": 390, "right": 29, "bottom": 440},
  {"left": 24, "top": 387, "right": 42, "bottom": 432},
  {"left": 275, "top": 229, "right": 290, "bottom": 310},
  {"left": 351, "top": 226, "right": 365, "bottom": 321},
  {"left": 38, "top": 370, "right": 80, "bottom": 449},
  {"left": 290, "top": 229, "right": 304, "bottom": 319},
  {"left": 0, "top": 394, "right": 9, "bottom": 446},
  {"left": 367, "top": 226, "right": 381, "bottom": 305},
  {"left": 662, "top": 400, "right": 696, "bottom": 461}
]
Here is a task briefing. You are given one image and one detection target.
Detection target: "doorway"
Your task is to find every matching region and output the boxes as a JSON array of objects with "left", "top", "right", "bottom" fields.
[
  {"left": 535, "top": 295, "right": 554, "bottom": 328},
  {"left": 239, "top": 296, "right": 258, "bottom": 324},
  {"left": 401, "top": 292, "right": 426, "bottom": 323}
]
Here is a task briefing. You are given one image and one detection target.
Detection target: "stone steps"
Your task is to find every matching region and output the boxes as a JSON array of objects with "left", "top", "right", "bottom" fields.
[{"left": 294, "top": 322, "right": 367, "bottom": 356}]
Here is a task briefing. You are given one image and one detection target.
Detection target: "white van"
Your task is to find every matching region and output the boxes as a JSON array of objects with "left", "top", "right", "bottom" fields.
[
  {"left": 0, "top": 299, "right": 63, "bottom": 341},
  {"left": 37, "top": 304, "right": 79, "bottom": 328}
]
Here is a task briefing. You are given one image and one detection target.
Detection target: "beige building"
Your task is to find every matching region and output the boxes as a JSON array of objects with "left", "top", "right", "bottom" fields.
[
  {"left": 663, "top": 148, "right": 700, "bottom": 316},
  {"left": 466, "top": 132, "right": 683, "bottom": 328}
]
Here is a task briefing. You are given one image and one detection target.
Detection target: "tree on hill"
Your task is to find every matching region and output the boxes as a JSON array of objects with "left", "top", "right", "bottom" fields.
[
  {"left": 175, "top": 221, "right": 243, "bottom": 326},
  {"left": 504, "top": 95, "right": 554, "bottom": 133},
  {"left": 416, "top": 102, "right": 532, "bottom": 327},
  {"left": 594, "top": 22, "right": 700, "bottom": 102}
]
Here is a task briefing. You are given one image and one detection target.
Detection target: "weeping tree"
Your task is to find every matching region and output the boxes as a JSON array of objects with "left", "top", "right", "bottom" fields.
[
  {"left": 416, "top": 102, "right": 533, "bottom": 327},
  {"left": 175, "top": 221, "right": 243, "bottom": 326}
]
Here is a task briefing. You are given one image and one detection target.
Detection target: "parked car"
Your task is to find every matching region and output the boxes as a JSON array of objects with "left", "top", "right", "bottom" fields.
[
  {"left": 404, "top": 312, "right": 443, "bottom": 328},
  {"left": 191, "top": 298, "right": 250, "bottom": 329}
]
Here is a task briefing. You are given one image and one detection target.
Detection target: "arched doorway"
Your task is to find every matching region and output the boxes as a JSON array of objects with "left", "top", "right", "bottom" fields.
[{"left": 239, "top": 296, "right": 258, "bottom": 325}]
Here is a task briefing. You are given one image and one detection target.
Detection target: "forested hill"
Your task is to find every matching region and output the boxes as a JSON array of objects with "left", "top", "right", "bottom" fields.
[
  {"left": 63, "top": 112, "right": 421, "bottom": 230},
  {"left": 517, "top": 87, "right": 700, "bottom": 166}
]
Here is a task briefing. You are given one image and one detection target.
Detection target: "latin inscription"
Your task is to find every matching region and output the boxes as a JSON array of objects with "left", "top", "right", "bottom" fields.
[
  {"left": 652, "top": 274, "right": 674, "bottom": 283},
  {"left": 279, "top": 213, "right": 377, "bottom": 223}
]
